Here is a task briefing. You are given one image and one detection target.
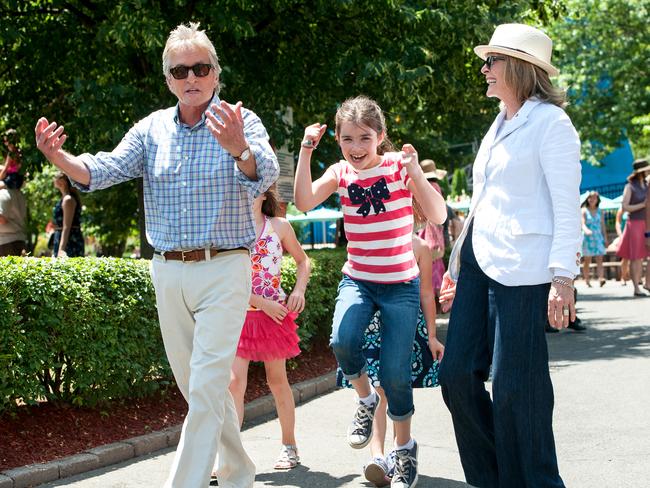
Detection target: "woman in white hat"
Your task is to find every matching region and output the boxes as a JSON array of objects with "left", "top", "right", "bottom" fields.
[{"left": 438, "top": 23, "right": 581, "bottom": 488}]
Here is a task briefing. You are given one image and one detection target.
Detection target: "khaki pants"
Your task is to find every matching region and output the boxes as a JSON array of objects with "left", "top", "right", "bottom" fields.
[{"left": 151, "top": 252, "right": 255, "bottom": 488}]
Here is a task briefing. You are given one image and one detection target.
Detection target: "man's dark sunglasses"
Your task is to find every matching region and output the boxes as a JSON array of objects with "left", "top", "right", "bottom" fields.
[
  {"left": 169, "top": 63, "right": 213, "bottom": 80},
  {"left": 484, "top": 55, "right": 506, "bottom": 70}
]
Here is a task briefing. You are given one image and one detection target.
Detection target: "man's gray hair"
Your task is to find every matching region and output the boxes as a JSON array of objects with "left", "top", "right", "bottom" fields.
[{"left": 162, "top": 22, "right": 221, "bottom": 79}]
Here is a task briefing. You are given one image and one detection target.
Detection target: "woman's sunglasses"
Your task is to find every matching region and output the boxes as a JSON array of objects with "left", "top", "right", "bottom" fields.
[
  {"left": 484, "top": 55, "right": 506, "bottom": 70},
  {"left": 169, "top": 63, "right": 213, "bottom": 80}
]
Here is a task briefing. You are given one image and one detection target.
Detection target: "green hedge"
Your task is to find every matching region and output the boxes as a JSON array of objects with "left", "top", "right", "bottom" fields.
[{"left": 0, "top": 249, "right": 346, "bottom": 414}]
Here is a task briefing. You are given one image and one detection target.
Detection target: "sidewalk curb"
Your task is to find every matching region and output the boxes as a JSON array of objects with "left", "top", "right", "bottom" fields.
[{"left": 0, "top": 371, "right": 337, "bottom": 488}]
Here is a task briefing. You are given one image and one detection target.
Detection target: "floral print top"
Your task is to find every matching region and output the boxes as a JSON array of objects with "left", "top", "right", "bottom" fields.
[{"left": 250, "top": 216, "right": 286, "bottom": 305}]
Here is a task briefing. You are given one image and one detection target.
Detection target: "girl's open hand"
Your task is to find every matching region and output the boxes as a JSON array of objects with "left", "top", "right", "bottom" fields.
[
  {"left": 286, "top": 290, "right": 305, "bottom": 313},
  {"left": 261, "top": 300, "right": 289, "bottom": 324}
]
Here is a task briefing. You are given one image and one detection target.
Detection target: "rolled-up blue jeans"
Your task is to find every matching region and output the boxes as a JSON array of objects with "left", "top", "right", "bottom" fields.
[
  {"left": 331, "top": 274, "right": 420, "bottom": 420},
  {"left": 439, "top": 223, "right": 565, "bottom": 488}
]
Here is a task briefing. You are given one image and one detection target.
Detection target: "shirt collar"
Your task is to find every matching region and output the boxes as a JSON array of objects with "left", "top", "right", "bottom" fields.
[{"left": 172, "top": 91, "right": 221, "bottom": 128}]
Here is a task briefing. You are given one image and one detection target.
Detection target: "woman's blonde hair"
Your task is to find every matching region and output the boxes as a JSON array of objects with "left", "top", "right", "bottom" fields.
[
  {"left": 162, "top": 22, "right": 221, "bottom": 83},
  {"left": 335, "top": 96, "right": 394, "bottom": 155},
  {"left": 503, "top": 56, "right": 567, "bottom": 108}
]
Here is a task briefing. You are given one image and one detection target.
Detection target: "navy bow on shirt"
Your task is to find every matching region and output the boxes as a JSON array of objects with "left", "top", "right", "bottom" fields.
[{"left": 347, "top": 177, "right": 391, "bottom": 217}]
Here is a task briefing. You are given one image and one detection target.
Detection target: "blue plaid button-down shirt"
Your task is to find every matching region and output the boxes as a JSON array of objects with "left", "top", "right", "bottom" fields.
[{"left": 78, "top": 94, "right": 279, "bottom": 251}]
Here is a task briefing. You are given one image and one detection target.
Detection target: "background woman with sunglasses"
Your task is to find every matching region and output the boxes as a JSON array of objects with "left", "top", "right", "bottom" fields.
[{"left": 438, "top": 24, "right": 581, "bottom": 488}]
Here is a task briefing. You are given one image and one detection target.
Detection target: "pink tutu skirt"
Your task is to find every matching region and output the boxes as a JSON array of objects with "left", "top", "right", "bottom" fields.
[
  {"left": 616, "top": 219, "right": 649, "bottom": 260},
  {"left": 236, "top": 309, "right": 301, "bottom": 361}
]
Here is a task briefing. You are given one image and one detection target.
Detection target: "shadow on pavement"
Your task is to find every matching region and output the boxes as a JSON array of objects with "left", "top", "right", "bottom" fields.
[
  {"left": 254, "top": 465, "right": 356, "bottom": 486},
  {"left": 411, "top": 474, "right": 472, "bottom": 487},
  {"left": 547, "top": 319, "right": 650, "bottom": 365},
  {"left": 253, "top": 467, "right": 471, "bottom": 487}
]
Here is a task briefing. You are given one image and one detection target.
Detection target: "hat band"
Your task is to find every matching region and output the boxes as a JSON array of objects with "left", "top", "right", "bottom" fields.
[{"left": 492, "top": 45, "right": 533, "bottom": 57}]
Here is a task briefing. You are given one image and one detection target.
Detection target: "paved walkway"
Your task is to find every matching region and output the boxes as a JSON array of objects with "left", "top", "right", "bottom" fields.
[{"left": 38, "top": 281, "right": 650, "bottom": 487}]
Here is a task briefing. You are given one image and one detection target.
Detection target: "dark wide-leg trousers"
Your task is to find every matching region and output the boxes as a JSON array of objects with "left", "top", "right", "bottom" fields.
[{"left": 439, "top": 225, "right": 565, "bottom": 488}]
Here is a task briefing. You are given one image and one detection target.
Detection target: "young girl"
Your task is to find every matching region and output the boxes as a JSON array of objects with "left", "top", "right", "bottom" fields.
[
  {"left": 581, "top": 191, "right": 608, "bottom": 287},
  {"left": 228, "top": 185, "right": 311, "bottom": 470},
  {"left": 294, "top": 95, "right": 446, "bottom": 488},
  {"left": 337, "top": 226, "right": 445, "bottom": 487}
]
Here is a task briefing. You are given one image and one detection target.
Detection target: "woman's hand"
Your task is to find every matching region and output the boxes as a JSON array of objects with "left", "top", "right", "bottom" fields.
[
  {"left": 584, "top": 229, "right": 592, "bottom": 236},
  {"left": 260, "top": 299, "right": 289, "bottom": 325},
  {"left": 547, "top": 280, "right": 576, "bottom": 330},
  {"left": 438, "top": 272, "right": 457, "bottom": 313},
  {"left": 428, "top": 337, "right": 445, "bottom": 362},
  {"left": 286, "top": 289, "right": 305, "bottom": 314}
]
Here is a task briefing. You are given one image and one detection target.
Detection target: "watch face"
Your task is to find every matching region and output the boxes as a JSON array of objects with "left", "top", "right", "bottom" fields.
[{"left": 236, "top": 148, "right": 251, "bottom": 161}]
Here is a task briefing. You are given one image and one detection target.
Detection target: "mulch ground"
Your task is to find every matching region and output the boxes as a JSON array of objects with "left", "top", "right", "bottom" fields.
[{"left": 0, "top": 339, "right": 337, "bottom": 471}]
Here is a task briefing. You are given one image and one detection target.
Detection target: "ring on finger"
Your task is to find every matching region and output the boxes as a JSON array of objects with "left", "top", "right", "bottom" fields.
[{"left": 562, "top": 306, "right": 570, "bottom": 317}]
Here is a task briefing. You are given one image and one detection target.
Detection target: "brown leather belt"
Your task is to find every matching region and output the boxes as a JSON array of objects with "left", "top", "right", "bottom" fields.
[{"left": 154, "top": 247, "right": 249, "bottom": 262}]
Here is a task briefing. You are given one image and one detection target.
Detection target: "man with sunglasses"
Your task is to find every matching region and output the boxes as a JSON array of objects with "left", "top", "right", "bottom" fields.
[{"left": 35, "top": 22, "right": 278, "bottom": 488}]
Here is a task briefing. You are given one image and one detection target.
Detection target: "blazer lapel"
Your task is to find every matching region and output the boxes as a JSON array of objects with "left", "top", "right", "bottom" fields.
[{"left": 491, "top": 98, "right": 541, "bottom": 147}]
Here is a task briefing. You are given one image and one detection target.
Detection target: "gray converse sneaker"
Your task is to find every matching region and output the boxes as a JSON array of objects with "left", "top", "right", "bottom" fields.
[
  {"left": 347, "top": 394, "right": 378, "bottom": 448},
  {"left": 391, "top": 440, "right": 418, "bottom": 488},
  {"left": 364, "top": 456, "right": 390, "bottom": 487},
  {"left": 385, "top": 449, "right": 397, "bottom": 478}
]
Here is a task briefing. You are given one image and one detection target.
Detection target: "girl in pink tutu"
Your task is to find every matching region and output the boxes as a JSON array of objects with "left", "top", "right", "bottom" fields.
[{"left": 228, "top": 184, "right": 311, "bottom": 470}]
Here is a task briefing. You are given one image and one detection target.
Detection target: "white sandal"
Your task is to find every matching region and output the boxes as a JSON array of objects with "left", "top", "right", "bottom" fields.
[{"left": 274, "top": 444, "right": 300, "bottom": 470}]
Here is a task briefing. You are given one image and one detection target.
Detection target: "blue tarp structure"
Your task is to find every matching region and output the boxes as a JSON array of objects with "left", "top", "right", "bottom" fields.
[
  {"left": 580, "top": 139, "right": 634, "bottom": 195},
  {"left": 287, "top": 207, "right": 342, "bottom": 245}
]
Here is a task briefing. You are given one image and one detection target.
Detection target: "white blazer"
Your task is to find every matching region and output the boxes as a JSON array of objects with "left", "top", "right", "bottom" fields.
[{"left": 449, "top": 98, "right": 582, "bottom": 286}]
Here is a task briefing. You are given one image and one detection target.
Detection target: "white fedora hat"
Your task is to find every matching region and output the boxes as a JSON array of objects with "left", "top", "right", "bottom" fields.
[{"left": 474, "top": 23, "right": 559, "bottom": 76}]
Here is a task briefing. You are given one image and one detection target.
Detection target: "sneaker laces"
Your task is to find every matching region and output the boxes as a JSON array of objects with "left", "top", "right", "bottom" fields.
[
  {"left": 392, "top": 448, "right": 417, "bottom": 483},
  {"left": 350, "top": 402, "right": 375, "bottom": 435}
]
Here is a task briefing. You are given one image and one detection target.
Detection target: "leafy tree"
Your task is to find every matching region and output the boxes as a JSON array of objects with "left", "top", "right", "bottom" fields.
[
  {"left": 450, "top": 167, "right": 468, "bottom": 198},
  {"left": 1, "top": 0, "right": 547, "bottom": 253},
  {"left": 546, "top": 0, "right": 650, "bottom": 162}
]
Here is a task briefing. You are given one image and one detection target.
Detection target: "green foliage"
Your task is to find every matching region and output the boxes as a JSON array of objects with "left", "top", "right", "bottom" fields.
[
  {"left": 21, "top": 165, "right": 59, "bottom": 250},
  {"left": 545, "top": 0, "right": 650, "bottom": 162},
  {"left": 0, "top": 0, "right": 543, "bottom": 247},
  {"left": 0, "top": 249, "right": 346, "bottom": 413},
  {"left": 450, "top": 168, "right": 468, "bottom": 198},
  {"left": 0, "top": 256, "right": 168, "bottom": 413},
  {"left": 281, "top": 247, "right": 347, "bottom": 346}
]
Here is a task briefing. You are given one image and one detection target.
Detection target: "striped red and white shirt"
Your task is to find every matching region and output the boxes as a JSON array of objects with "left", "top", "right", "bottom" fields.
[{"left": 327, "top": 153, "right": 418, "bottom": 283}]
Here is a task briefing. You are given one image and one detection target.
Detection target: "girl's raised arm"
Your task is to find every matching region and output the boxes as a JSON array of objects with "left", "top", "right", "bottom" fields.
[
  {"left": 294, "top": 123, "right": 337, "bottom": 212},
  {"left": 402, "top": 144, "right": 446, "bottom": 225}
]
